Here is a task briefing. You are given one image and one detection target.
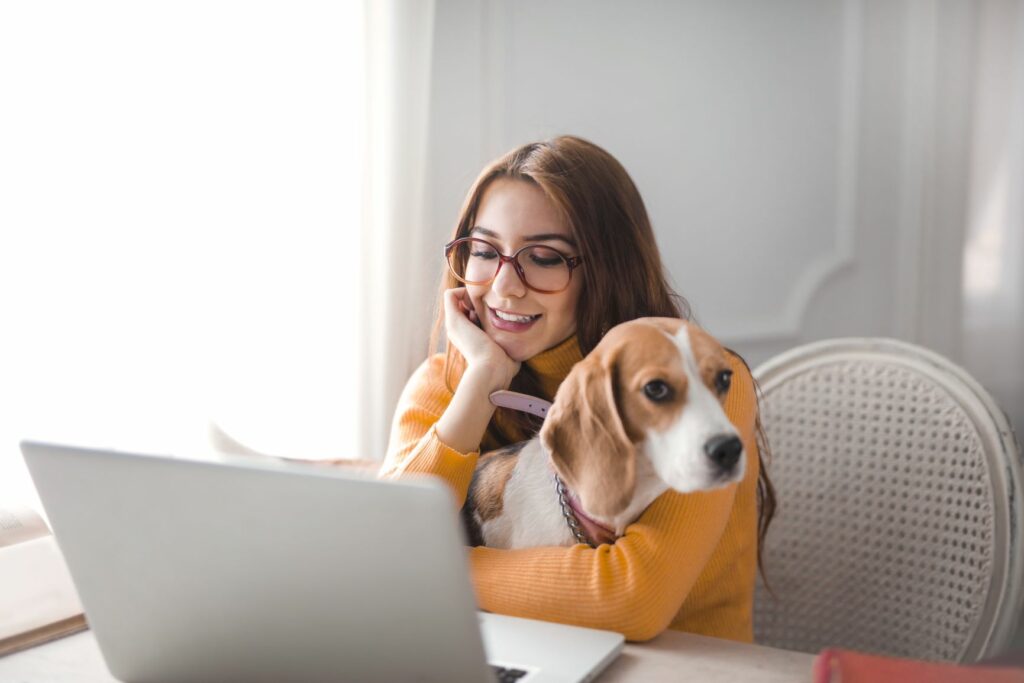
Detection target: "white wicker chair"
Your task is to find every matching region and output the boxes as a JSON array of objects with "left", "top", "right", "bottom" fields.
[{"left": 752, "top": 337, "right": 1023, "bottom": 662}]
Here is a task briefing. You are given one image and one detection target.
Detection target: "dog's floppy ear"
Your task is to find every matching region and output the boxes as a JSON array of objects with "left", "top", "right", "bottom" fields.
[{"left": 540, "top": 349, "right": 636, "bottom": 520}]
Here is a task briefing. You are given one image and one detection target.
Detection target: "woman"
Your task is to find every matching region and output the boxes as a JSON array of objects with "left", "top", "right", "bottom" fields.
[{"left": 380, "top": 136, "right": 775, "bottom": 643}]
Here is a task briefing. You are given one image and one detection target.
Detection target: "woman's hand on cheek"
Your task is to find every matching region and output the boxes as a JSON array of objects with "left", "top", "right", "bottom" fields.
[{"left": 443, "top": 288, "right": 521, "bottom": 390}]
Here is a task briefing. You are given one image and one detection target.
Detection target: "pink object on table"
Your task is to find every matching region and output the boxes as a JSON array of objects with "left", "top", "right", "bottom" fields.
[{"left": 813, "top": 649, "right": 1024, "bottom": 683}]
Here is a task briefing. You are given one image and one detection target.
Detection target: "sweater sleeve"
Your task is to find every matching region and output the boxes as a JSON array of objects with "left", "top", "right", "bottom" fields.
[
  {"left": 378, "top": 355, "right": 480, "bottom": 505},
  {"left": 469, "top": 353, "right": 760, "bottom": 642}
]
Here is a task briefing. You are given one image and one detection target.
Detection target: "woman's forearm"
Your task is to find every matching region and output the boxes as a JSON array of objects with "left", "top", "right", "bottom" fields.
[{"left": 433, "top": 364, "right": 505, "bottom": 454}]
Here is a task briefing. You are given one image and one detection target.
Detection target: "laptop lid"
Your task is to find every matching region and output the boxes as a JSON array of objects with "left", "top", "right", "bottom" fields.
[
  {"left": 21, "top": 441, "right": 623, "bottom": 683},
  {"left": 22, "top": 441, "right": 494, "bottom": 683}
]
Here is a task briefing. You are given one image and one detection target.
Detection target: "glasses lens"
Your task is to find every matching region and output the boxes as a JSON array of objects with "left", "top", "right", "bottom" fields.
[
  {"left": 449, "top": 238, "right": 500, "bottom": 284},
  {"left": 517, "top": 245, "right": 570, "bottom": 292},
  {"left": 447, "top": 239, "right": 573, "bottom": 291}
]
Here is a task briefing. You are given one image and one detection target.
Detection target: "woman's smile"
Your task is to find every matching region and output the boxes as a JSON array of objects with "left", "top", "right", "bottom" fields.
[{"left": 488, "top": 306, "right": 542, "bottom": 331}]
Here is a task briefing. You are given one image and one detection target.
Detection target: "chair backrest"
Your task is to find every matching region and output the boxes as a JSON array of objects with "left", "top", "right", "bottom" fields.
[{"left": 752, "top": 337, "right": 1023, "bottom": 662}]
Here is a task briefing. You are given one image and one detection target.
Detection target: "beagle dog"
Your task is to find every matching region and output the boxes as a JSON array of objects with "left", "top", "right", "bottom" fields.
[{"left": 462, "top": 317, "right": 745, "bottom": 549}]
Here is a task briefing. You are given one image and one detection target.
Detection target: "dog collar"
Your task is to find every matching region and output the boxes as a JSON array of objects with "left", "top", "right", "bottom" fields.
[
  {"left": 553, "top": 473, "right": 619, "bottom": 548},
  {"left": 488, "top": 390, "right": 552, "bottom": 419}
]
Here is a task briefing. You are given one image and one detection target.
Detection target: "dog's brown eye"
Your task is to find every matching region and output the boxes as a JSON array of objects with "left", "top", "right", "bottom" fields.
[
  {"left": 715, "top": 370, "right": 733, "bottom": 394},
  {"left": 643, "top": 380, "right": 673, "bottom": 403}
]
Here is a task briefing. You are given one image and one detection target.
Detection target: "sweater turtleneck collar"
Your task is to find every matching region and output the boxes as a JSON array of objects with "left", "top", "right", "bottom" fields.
[{"left": 525, "top": 333, "right": 584, "bottom": 400}]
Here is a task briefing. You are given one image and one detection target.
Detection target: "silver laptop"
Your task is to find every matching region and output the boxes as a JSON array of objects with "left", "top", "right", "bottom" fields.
[{"left": 21, "top": 441, "right": 623, "bottom": 683}]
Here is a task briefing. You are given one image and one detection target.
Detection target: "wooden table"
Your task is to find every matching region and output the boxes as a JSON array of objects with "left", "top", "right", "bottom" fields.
[{"left": 0, "top": 628, "right": 815, "bottom": 682}]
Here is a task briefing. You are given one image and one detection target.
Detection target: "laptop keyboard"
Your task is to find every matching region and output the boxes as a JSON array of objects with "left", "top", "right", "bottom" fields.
[{"left": 491, "top": 664, "right": 530, "bottom": 682}]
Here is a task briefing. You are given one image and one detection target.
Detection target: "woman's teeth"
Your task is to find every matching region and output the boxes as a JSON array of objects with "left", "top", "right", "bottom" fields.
[{"left": 493, "top": 309, "right": 540, "bottom": 324}]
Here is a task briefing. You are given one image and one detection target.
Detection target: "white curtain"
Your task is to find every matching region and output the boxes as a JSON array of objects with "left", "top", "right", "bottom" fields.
[{"left": 358, "top": 0, "right": 438, "bottom": 461}]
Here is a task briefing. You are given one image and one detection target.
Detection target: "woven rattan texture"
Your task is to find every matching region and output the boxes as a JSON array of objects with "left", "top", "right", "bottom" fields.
[{"left": 753, "top": 359, "right": 995, "bottom": 661}]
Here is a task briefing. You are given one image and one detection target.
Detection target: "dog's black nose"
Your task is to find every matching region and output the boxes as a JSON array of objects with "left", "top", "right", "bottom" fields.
[{"left": 705, "top": 434, "right": 743, "bottom": 471}]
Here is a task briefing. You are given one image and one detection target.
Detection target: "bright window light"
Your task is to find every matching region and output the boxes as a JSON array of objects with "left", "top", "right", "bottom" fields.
[{"left": 0, "top": 1, "right": 365, "bottom": 511}]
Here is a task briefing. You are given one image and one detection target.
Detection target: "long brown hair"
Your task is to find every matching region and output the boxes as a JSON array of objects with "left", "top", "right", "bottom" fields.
[{"left": 430, "top": 136, "right": 775, "bottom": 575}]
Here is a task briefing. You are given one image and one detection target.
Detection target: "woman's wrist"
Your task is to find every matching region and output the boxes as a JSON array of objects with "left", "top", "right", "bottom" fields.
[
  {"left": 434, "top": 365, "right": 505, "bottom": 454},
  {"left": 461, "top": 361, "right": 515, "bottom": 395}
]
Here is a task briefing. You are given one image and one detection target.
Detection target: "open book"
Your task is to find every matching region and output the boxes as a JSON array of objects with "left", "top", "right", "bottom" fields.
[{"left": 0, "top": 503, "right": 87, "bottom": 657}]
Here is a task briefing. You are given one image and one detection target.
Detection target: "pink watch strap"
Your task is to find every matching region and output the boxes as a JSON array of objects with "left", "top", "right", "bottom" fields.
[{"left": 489, "top": 390, "right": 552, "bottom": 419}]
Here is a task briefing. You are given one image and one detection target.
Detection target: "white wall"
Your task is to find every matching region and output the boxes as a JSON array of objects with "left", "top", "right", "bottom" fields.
[
  {"left": 962, "top": 0, "right": 1024, "bottom": 450},
  {"left": 424, "top": 0, "right": 1022, "bottom": 432}
]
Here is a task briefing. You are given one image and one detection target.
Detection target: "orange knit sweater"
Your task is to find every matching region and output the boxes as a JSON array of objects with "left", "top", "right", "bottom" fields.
[{"left": 379, "top": 334, "right": 760, "bottom": 643}]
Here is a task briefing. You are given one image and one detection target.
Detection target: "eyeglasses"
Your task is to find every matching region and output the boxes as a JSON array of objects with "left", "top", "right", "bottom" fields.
[{"left": 444, "top": 237, "right": 583, "bottom": 294}]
